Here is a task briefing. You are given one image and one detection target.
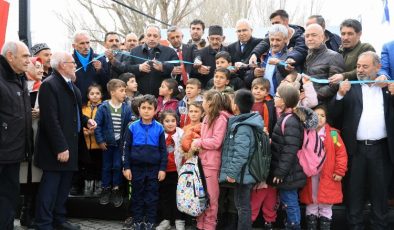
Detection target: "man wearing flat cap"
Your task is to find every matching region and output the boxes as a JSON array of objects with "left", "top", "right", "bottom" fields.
[
  {"left": 31, "top": 43, "right": 52, "bottom": 79},
  {"left": 190, "top": 25, "right": 227, "bottom": 88}
]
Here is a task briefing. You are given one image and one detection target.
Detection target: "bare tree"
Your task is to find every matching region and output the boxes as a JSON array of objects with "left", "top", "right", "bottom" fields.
[{"left": 56, "top": 0, "right": 203, "bottom": 46}]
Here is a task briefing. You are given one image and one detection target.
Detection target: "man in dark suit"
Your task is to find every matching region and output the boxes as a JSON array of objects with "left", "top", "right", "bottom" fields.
[
  {"left": 330, "top": 51, "right": 394, "bottom": 230},
  {"left": 167, "top": 26, "right": 194, "bottom": 87},
  {"left": 111, "top": 24, "right": 178, "bottom": 97},
  {"left": 190, "top": 25, "right": 228, "bottom": 89},
  {"left": 34, "top": 52, "right": 97, "bottom": 230},
  {"left": 0, "top": 41, "right": 32, "bottom": 230}
]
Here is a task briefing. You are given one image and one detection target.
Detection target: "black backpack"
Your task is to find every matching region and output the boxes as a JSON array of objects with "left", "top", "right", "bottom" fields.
[{"left": 240, "top": 127, "right": 271, "bottom": 183}]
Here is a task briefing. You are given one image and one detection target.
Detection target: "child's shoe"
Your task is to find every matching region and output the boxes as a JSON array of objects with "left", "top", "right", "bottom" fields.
[
  {"left": 123, "top": 217, "right": 133, "bottom": 229},
  {"left": 156, "top": 219, "right": 170, "bottom": 230},
  {"left": 175, "top": 219, "right": 185, "bottom": 230},
  {"left": 111, "top": 187, "right": 123, "bottom": 207},
  {"left": 319, "top": 216, "right": 331, "bottom": 230},
  {"left": 145, "top": 222, "right": 154, "bottom": 230},
  {"left": 264, "top": 221, "right": 274, "bottom": 230},
  {"left": 93, "top": 180, "right": 102, "bottom": 196},
  {"left": 83, "top": 180, "right": 94, "bottom": 196},
  {"left": 306, "top": 214, "right": 318, "bottom": 230},
  {"left": 99, "top": 187, "right": 111, "bottom": 205},
  {"left": 132, "top": 222, "right": 144, "bottom": 230}
]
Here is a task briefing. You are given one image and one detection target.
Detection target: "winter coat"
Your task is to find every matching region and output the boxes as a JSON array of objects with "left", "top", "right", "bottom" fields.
[
  {"left": 219, "top": 112, "right": 264, "bottom": 184},
  {"left": 268, "top": 111, "right": 306, "bottom": 190},
  {"left": 165, "top": 127, "right": 184, "bottom": 173},
  {"left": 299, "top": 81, "right": 318, "bottom": 108},
  {"left": 339, "top": 41, "right": 375, "bottom": 80},
  {"left": 304, "top": 44, "right": 345, "bottom": 102},
  {"left": 181, "top": 123, "right": 201, "bottom": 154},
  {"left": 156, "top": 96, "right": 179, "bottom": 119},
  {"left": 94, "top": 100, "right": 132, "bottom": 146},
  {"left": 300, "top": 124, "right": 348, "bottom": 204},
  {"left": 0, "top": 56, "right": 32, "bottom": 163},
  {"left": 193, "top": 111, "right": 231, "bottom": 170},
  {"left": 82, "top": 101, "right": 101, "bottom": 150}
]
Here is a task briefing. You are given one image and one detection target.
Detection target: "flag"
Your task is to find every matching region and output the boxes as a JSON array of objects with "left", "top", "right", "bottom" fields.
[
  {"left": 0, "top": 0, "right": 10, "bottom": 49},
  {"left": 383, "top": 0, "right": 390, "bottom": 24}
]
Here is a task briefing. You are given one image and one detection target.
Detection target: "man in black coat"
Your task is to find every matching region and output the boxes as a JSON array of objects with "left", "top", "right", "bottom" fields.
[
  {"left": 0, "top": 41, "right": 32, "bottom": 230},
  {"left": 306, "top": 15, "right": 341, "bottom": 52},
  {"left": 34, "top": 52, "right": 97, "bottom": 230},
  {"left": 167, "top": 26, "right": 195, "bottom": 87},
  {"left": 329, "top": 51, "right": 394, "bottom": 230},
  {"left": 72, "top": 31, "right": 108, "bottom": 104},
  {"left": 190, "top": 25, "right": 228, "bottom": 89},
  {"left": 111, "top": 24, "right": 178, "bottom": 97}
]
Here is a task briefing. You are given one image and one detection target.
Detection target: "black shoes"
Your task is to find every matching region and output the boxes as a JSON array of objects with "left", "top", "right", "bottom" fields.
[
  {"left": 111, "top": 188, "right": 124, "bottom": 207},
  {"left": 99, "top": 187, "right": 111, "bottom": 205}
]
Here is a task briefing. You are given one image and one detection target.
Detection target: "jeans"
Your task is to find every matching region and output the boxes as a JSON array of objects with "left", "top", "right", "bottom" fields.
[
  {"left": 279, "top": 189, "right": 301, "bottom": 228},
  {"left": 234, "top": 183, "right": 253, "bottom": 230},
  {"left": 101, "top": 145, "right": 122, "bottom": 188}
]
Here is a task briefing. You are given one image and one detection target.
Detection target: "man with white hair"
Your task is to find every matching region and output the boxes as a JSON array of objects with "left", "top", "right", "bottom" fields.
[
  {"left": 72, "top": 31, "right": 108, "bottom": 104},
  {"left": 34, "top": 52, "right": 97, "bottom": 230},
  {"left": 0, "top": 40, "right": 32, "bottom": 230}
]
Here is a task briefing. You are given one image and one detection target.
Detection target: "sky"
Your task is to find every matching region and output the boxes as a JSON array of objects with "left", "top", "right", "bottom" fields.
[{"left": 4, "top": 0, "right": 394, "bottom": 54}]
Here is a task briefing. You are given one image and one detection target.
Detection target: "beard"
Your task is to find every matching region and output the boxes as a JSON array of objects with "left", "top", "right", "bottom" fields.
[{"left": 357, "top": 75, "right": 369, "bottom": 81}]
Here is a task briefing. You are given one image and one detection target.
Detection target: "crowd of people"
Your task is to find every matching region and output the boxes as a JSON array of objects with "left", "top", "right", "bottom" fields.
[{"left": 1, "top": 8, "right": 394, "bottom": 230}]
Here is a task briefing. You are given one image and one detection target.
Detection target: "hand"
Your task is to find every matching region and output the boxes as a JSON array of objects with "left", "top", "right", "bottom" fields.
[
  {"left": 338, "top": 80, "right": 351, "bottom": 96},
  {"left": 99, "top": 142, "right": 107, "bottom": 151},
  {"left": 172, "top": 66, "right": 182, "bottom": 75},
  {"left": 263, "top": 127, "right": 269, "bottom": 136},
  {"left": 105, "top": 49, "right": 115, "bottom": 61},
  {"left": 198, "top": 65, "right": 211, "bottom": 75},
  {"left": 158, "top": 171, "right": 166, "bottom": 181},
  {"left": 333, "top": 174, "right": 343, "bottom": 181},
  {"left": 374, "top": 75, "right": 388, "bottom": 88},
  {"left": 329, "top": 74, "right": 344, "bottom": 84},
  {"left": 254, "top": 67, "right": 265, "bottom": 78},
  {"left": 226, "top": 176, "right": 236, "bottom": 183},
  {"left": 249, "top": 54, "right": 257, "bottom": 65},
  {"left": 83, "top": 127, "right": 90, "bottom": 136},
  {"left": 32, "top": 108, "right": 40, "bottom": 119},
  {"left": 57, "top": 150, "right": 69, "bottom": 163},
  {"left": 139, "top": 61, "right": 151, "bottom": 73},
  {"left": 152, "top": 60, "right": 163, "bottom": 72},
  {"left": 234, "top": 62, "right": 247, "bottom": 70},
  {"left": 92, "top": 60, "right": 102, "bottom": 71},
  {"left": 254, "top": 181, "right": 268, "bottom": 189},
  {"left": 273, "top": 177, "right": 283, "bottom": 184},
  {"left": 302, "top": 74, "right": 311, "bottom": 84},
  {"left": 193, "top": 57, "right": 202, "bottom": 68},
  {"left": 268, "top": 58, "right": 280, "bottom": 65},
  {"left": 285, "top": 58, "right": 296, "bottom": 71},
  {"left": 123, "top": 169, "right": 132, "bottom": 181},
  {"left": 389, "top": 83, "right": 394, "bottom": 95},
  {"left": 87, "top": 119, "right": 97, "bottom": 130}
]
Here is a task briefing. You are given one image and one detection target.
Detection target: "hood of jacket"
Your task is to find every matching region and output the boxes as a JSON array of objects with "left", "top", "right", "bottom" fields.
[
  {"left": 229, "top": 112, "right": 264, "bottom": 132},
  {"left": 293, "top": 106, "right": 318, "bottom": 130}
]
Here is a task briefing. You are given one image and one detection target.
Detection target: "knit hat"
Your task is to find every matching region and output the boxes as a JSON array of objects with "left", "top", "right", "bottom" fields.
[
  {"left": 208, "top": 25, "right": 223, "bottom": 36},
  {"left": 31, "top": 43, "right": 50, "bottom": 56}
]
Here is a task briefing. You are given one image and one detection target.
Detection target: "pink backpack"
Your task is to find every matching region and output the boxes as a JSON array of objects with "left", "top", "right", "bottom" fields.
[{"left": 281, "top": 114, "right": 326, "bottom": 177}]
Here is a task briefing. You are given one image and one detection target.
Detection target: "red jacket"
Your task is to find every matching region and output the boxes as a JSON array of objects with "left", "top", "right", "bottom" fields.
[
  {"left": 156, "top": 96, "right": 179, "bottom": 119},
  {"left": 300, "top": 124, "right": 348, "bottom": 204}
]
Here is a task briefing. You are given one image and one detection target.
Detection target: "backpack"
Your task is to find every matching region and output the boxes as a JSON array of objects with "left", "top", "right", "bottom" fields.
[
  {"left": 281, "top": 114, "right": 326, "bottom": 177},
  {"left": 176, "top": 156, "right": 209, "bottom": 216},
  {"left": 240, "top": 126, "right": 271, "bottom": 183}
]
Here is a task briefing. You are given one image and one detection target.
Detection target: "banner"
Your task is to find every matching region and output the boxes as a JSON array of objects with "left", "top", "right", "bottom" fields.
[{"left": 0, "top": 0, "right": 10, "bottom": 49}]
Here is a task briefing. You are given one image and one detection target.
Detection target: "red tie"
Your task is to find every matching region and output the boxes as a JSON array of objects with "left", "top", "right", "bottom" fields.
[{"left": 177, "top": 48, "right": 188, "bottom": 86}]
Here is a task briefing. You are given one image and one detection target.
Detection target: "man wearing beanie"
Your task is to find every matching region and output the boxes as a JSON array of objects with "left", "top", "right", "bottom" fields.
[
  {"left": 190, "top": 25, "right": 227, "bottom": 89},
  {"left": 31, "top": 43, "right": 52, "bottom": 79}
]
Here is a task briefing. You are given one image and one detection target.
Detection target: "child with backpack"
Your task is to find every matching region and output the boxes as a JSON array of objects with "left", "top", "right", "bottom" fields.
[
  {"left": 268, "top": 84, "right": 307, "bottom": 229},
  {"left": 190, "top": 90, "right": 232, "bottom": 230},
  {"left": 250, "top": 78, "right": 278, "bottom": 229},
  {"left": 219, "top": 89, "right": 264, "bottom": 230},
  {"left": 300, "top": 105, "right": 347, "bottom": 230},
  {"left": 181, "top": 101, "right": 204, "bottom": 159},
  {"left": 157, "top": 110, "right": 185, "bottom": 230}
]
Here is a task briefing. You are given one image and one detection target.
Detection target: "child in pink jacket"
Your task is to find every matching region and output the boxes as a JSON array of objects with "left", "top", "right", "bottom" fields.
[{"left": 191, "top": 90, "right": 232, "bottom": 230}]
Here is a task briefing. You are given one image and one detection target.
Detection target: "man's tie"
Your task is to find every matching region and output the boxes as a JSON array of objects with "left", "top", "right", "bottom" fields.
[
  {"left": 240, "top": 43, "right": 245, "bottom": 53},
  {"left": 67, "top": 81, "right": 81, "bottom": 132},
  {"left": 177, "top": 48, "right": 189, "bottom": 86}
]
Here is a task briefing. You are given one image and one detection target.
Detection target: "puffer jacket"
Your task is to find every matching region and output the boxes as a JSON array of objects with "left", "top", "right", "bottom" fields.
[
  {"left": 219, "top": 112, "right": 264, "bottom": 184},
  {"left": 268, "top": 108, "right": 313, "bottom": 190},
  {"left": 304, "top": 44, "right": 345, "bottom": 102}
]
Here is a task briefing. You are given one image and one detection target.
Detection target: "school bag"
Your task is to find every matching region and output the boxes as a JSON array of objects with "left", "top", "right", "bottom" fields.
[
  {"left": 176, "top": 155, "right": 209, "bottom": 217},
  {"left": 240, "top": 126, "right": 271, "bottom": 183},
  {"left": 281, "top": 114, "right": 326, "bottom": 177}
]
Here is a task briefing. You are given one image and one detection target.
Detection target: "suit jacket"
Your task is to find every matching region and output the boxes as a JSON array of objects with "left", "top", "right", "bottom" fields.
[
  {"left": 171, "top": 43, "right": 195, "bottom": 86},
  {"left": 227, "top": 37, "right": 263, "bottom": 64},
  {"left": 329, "top": 85, "right": 394, "bottom": 163},
  {"left": 35, "top": 70, "right": 88, "bottom": 171},
  {"left": 379, "top": 40, "right": 394, "bottom": 80},
  {"left": 190, "top": 45, "right": 228, "bottom": 88}
]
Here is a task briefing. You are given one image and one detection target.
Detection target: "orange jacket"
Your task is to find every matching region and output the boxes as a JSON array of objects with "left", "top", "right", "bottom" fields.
[
  {"left": 300, "top": 124, "right": 348, "bottom": 204},
  {"left": 82, "top": 101, "right": 101, "bottom": 150}
]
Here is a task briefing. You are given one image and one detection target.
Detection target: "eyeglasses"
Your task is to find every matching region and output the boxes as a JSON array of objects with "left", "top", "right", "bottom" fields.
[{"left": 63, "top": 61, "right": 76, "bottom": 64}]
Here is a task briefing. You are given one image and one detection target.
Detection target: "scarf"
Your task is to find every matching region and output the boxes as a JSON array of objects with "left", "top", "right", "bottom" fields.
[
  {"left": 75, "top": 50, "right": 91, "bottom": 72},
  {"left": 165, "top": 130, "right": 177, "bottom": 172}
]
